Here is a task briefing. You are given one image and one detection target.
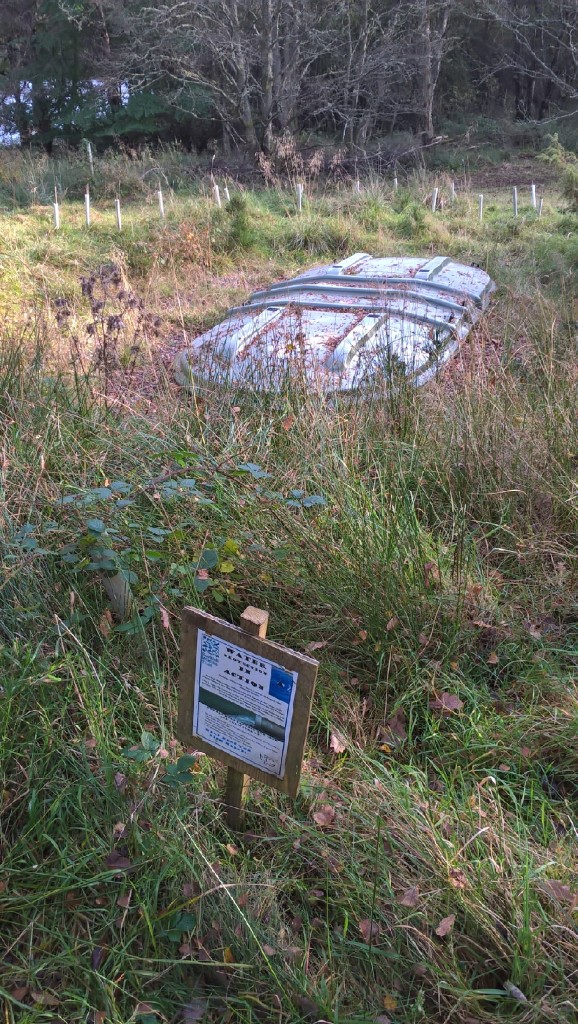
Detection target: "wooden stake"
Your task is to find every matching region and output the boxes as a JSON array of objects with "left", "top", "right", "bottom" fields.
[
  {"left": 450, "top": 180, "right": 456, "bottom": 201},
  {"left": 85, "top": 187, "right": 90, "bottom": 227},
  {"left": 296, "top": 182, "right": 303, "bottom": 211},
  {"left": 355, "top": 179, "right": 361, "bottom": 193},
  {"left": 115, "top": 198, "right": 122, "bottom": 231},
  {"left": 431, "top": 187, "right": 438, "bottom": 212},
  {"left": 158, "top": 189, "right": 165, "bottom": 219},
  {"left": 530, "top": 182, "right": 537, "bottom": 209},
  {"left": 213, "top": 184, "right": 221, "bottom": 208},
  {"left": 512, "top": 186, "right": 518, "bottom": 218},
  {"left": 53, "top": 202, "right": 60, "bottom": 230},
  {"left": 224, "top": 606, "right": 270, "bottom": 831},
  {"left": 478, "top": 193, "right": 484, "bottom": 222},
  {"left": 223, "top": 185, "right": 231, "bottom": 202},
  {"left": 393, "top": 176, "right": 398, "bottom": 191},
  {"left": 86, "top": 141, "right": 94, "bottom": 176},
  {"left": 538, "top": 196, "right": 544, "bottom": 218}
]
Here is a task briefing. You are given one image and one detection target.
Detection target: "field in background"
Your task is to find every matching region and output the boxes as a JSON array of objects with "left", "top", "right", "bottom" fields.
[{"left": 0, "top": 148, "right": 577, "bottom": 1024}]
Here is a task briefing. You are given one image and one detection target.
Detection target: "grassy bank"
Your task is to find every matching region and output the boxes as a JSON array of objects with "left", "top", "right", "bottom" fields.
[{"left": 0, "top": 157, "right": 576, "bottom": 1024}]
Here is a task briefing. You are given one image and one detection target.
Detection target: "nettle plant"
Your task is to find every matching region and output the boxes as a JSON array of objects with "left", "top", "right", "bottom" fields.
[{"left": 10, "top": 454, "right": 326, "bottom": 633}]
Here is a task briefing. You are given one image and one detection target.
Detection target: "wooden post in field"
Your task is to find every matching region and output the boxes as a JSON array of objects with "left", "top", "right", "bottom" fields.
[
  {"left": 158, "top": 189, "right": 165, "bottom": 219},
  {"left": 450, "top": 180, "right": 456, "bottom": 201},
  {"left": 85, "top": 186, "right": 91, "bottom": 227},
  {"left": 512, "top": 186, "right": 518, "bottom": 217},
  {"left": 393, "top": 176, "right": 398, "bottom": 191},
  {"left": 224, "top": 607, "right": 270, "bottom": 831},
  {"left": 115, "top": 198, "right": 122, "bottom": 231},
  {"left": 86, "top": 141, "right": 94, "bottom": 176},
  {"left": 538, "top": 196, "right": 544, "bottom": 218},
  {"left": 296, "top": 182, "right": 304, "bottom": 211},
  {"left": 478, "top": 194, "right": 484, "bottom": 222},
  {"left": 224, "top": 185, "right": 230, "bottom": 202},
  {"left": 53, "top": 201, "right": 60, "bottom": 229},
  {"left": 431, "top": 187, "right": 438, "bottom": 212},
  {"left": 213, "top": 184, "right": 221, "bottom": 208},
  {"left": 355, "top": 179, "right": 361, "bottom": 193},
  {"left": 530, "top": 183, "right": 537, "bottom": 209}
]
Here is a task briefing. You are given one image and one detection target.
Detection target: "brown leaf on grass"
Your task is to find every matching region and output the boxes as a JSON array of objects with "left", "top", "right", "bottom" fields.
[
  {"left": 487, "top": 651, "right": 499, "bottom": 665},
  {"left": 358, "top": 629, "right": 368, "bottom": 641},
  {"left": 423, "top": 561, "right": 440, "bottom": 588},
  {"left": 223, "top": 946, "right": 235, "bottom": 964},
  {"left": 380, "top": 710, "right": 407, "bottom": 747},
  {"left": 541, "top": 880, "right": 576, "bottom": 905},
  {"left": 503, "top": 981, "right": 528, "bottom": 1002},
  {"left": 105, "top": 850, "right": 131, "bottom": 871},
  {"left": 449, "top": 868, "right": 467, "bottom": 889},
  {"left": 262, "top": 944, "right": 276, "bottom": 956},
  {"left": 183, "top": 881, "right": 200, "bottom": 899},
  {"left": 225, "top": 843, "right": 239, "bottom": 856},
  {"left": 312, "top": 804, "right": 335, "bottom": 827},
  {"left": 305, "top": 640, "right": 328, "bottom": 654},
  {"left": 183, "top": 1000, "right": 208, "bottom": 1023},
  {"left": 91, "top": 947, "right": 105, "bottom": 970},
  {"left": 85, "top": 737, "right": 97, "bottom": 750},
  {"left": 31, "top": 992, "right": 60, "bottom": 1006},
  {"left": 159, "top": 605, "right": 170, "bottom": 629},
  {"left": 429, "top": 692, "right": 464, "bottom": 713},
  {"left": 99, "top": 609, "right": 113, "bottom": 637},
  {"left": 527, "top": 623, "right": 542, "bottom": 639},
  {"left": 399, "top": 885, "right": 419, "bottom": 907},
  {"left": 116, "top": 893, "right": 131, "bottom": 909},
  {"left": 93, "top": 1012, "right": 107, "bottom": 1024},
  {"left": 114, "top": 772, "right": 127, "bottom": 792},
  {"left": 281, "top": 414, "right": 295, "bottom": 431},
  {"left": 135, "top": 1003, "right": 156, "bottom": 1017},
  {"left": 10, "top": 987, "right": 28, "bottom": 1002},
  {"left": 382, "top": 994, "right": 398, "bottom": 1011},
  {"left": 386, "top": 616, "right": 399, "bottom": 632},
  {"left": 359, "top": 918, "right": 380, "bottom": 944},
  {"left": 329, "top": 730, "right": 347, "bottom": 754},
  {"left": 179, "top": 943, "right": 192, "bottom": 956},
  {"left": 435, "top": 913, "right": 456, "bottom": 937}
]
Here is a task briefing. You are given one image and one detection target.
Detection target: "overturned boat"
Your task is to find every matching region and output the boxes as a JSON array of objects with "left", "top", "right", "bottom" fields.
[{"left": 175, "top": 253, "right": 495, "bottom": 392}]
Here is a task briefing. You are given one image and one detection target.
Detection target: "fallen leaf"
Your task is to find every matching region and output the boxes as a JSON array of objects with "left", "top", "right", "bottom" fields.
[
  {"left": 105, "top": 850, "right": 131, "bottom": 871},
  {"left": 383, "top": 994, "right": 397, "bottom": 1011},
  {"left": 312, "top": 804, "right": 335, "bottom": 827},
  {"left": 93, "top": 1013, "right": 107, "bottom": 1024},
  {"left": 262, "top": 944, "right": 276, "bottom": 956},
  {"left": 281, "top": 414, "right": 295, "bottom": 431},
  {"left": 116, "top": 893, "right": 131, "bottom": 909},
  {"left": 135, "top": 1003, "right": 156, "bottom": 1017},
  {"left": 527, "top": 623, "right": 541, "bottom": 639},
  {"left": 99, "top": 609, "right": 113, "bottom": 637},
  {"left": 450, "top": 660, "right": 459, "bottom": 670},
  {"left": 329, "top": 730, "right": 347, "bottom": 754},
  {"left": 183, "top": 999, "right": 208, "bottom": 1023},
  {"left": 358, "top": 629, "right": 368, "bottom": 641},
  {"left": 435, "top": 913, "right": 456, "bottom": 937},
  {"left": 225, "top": 843, "right": 239, "bottom": 856},
  {"left": 541, "top": 880, "right": 576, "bottom": 905},
  {"left": 159, "top": 605, "right": 170, "bottom": 629},
  {"left": 85, "top": 737, "right": 97, "bottom": 750},
  {"left": 386, "top": 616, "right": 399, "bottom": 632},
  {"left": 449, "top": 868, "right": 467, "bottom": 889},
  {"left": 380, "top": 710, "right": 407, "bottom": 747},
  {"left": 423, "top": 561, "right": 440, "bottom": 587},
  {"left": 114, "top": 772, "right": 127, "bottom": 792},
  {"left": 429, "top": 692, "right": 464, "bottom": 713},
  {"left": 31, "top": 992, "right": 60, "bottom": 1006},
  {"left": 359, "top": 918, "right": 380, "bottom": 944},
  {"left": 223, "top": 946, "right": 235, "bottom": 963},
  {"left": 418, "top": 632, "right": 429, "bottom": 647},
  {"left": 91, "top": 947, "right": 105, "bottom": 969},
  {"left": 520, "top": 747, "right": 532, "bottom": 758},
  {"left": 179, "top": 943, "right": 192, "bottom": 956},
  {"left": 399, "top": 885, "right": 419, "bottom": 907},
  {"left": 503, "top": 981, "right": 527, "bottom": 1003},
  {"left": 305, "top": 640, "right": 328, "bottom": 653},
  {"left": 113, "top": 821, "right": 126, "bottom": 839},
  {"left": 10, "top": 987, "right": 28, "bottom": 1001},
  {"left": 487, "top": 651, "right": 499, "bottom": 665},
  {"left": 292, "top": 995, "right": 319, "bottom": 1020}
]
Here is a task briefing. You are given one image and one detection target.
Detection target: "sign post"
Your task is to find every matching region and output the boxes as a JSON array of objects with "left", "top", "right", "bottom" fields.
[{"left": 177, "top": 606, "right": 318, "bottom": 830}]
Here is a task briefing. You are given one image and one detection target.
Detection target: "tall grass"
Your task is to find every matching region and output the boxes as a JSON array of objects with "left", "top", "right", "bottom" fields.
[{"left": 0, "top": 167, "right": 576, "bottom": 1024}]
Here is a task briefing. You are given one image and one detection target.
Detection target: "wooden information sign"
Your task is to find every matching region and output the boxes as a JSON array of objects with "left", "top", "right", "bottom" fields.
[{"left": 177, "top": 606, "right": 318, "bottom": 825}]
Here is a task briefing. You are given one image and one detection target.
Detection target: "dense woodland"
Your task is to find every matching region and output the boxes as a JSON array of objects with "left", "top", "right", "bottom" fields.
[{"left": 0, "top": 1, "right": 577, "bottom": 155}]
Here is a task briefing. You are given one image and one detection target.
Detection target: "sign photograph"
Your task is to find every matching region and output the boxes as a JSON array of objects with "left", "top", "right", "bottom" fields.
[{"left": 177, "top": 607, "right": 318, "bottom": 799}]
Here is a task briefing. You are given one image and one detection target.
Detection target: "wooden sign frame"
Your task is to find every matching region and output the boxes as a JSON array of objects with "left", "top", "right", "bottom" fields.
[{"left": 177, "top": 607, "right": 318, "bottom": 799}]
